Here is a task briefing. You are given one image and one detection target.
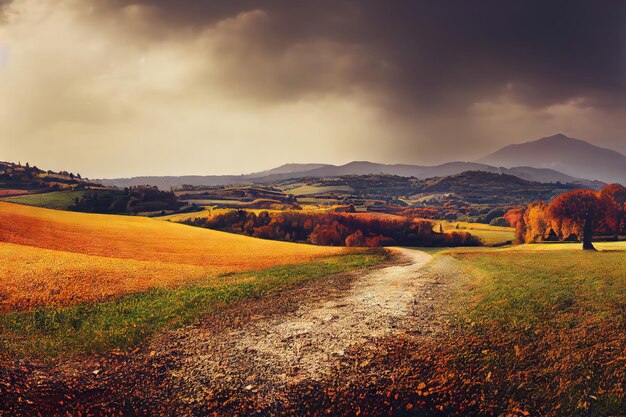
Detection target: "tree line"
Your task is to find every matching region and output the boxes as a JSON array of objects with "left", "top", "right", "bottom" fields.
[
  {"left": 70, "top": 186, "right": 183, "bottom": 214},
  {"left": 504, "top": 184, "right": 626, "bottom": 250},
  {"left": 182, "top": 210, "right": 481, "bottom": 247}
]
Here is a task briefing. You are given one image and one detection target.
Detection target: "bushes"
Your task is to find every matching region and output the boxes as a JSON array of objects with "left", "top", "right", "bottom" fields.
[
  {"left": 68, "top": 186, "right": 183, "bottom": 214},
  {"left": 182, "top": 210, "right": 482, "bottom": 247},
  {"left": 489, "top": 217, "right": 509, "bottom": 227}
]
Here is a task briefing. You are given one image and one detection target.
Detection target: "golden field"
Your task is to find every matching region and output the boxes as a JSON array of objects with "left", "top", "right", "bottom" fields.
[
  {"left": 433, "top": 219, "right": 515, "bottom": 245},
  {"left": 0, "top": 202, "right": 344, "bottom": 311}
]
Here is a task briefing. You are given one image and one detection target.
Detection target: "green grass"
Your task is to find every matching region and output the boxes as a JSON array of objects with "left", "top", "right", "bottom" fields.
[
  {"left": 1, "top": 190, "right": 84, "bottom": 210},
  {"left": 464, "top": 229, "right": 514, "bottom": 245},
  {"left": 0, "top": 251, "right": 387, "bottom": 358},
  {"left": 435, "top": 220, "right": 515, "bottom": 246},
  {"left": 442, "top": 245, "right": 626, "bottom": 415},
  {"left": 456, "top": 249, "right": 626, "bottom": 330}
]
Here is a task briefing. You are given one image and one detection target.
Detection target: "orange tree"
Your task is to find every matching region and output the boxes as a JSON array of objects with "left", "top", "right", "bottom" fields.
[{"left": 547, "top": 189, "right": 616, "bottom": 250}]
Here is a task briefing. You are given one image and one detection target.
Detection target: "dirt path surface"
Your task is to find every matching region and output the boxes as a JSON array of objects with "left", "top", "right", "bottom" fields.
[
  {"left": 171, "top": 248, "right": 433, "bottom": 394},
  {"left": 2, "top": 248, "right": 465, "bottom": 416}
]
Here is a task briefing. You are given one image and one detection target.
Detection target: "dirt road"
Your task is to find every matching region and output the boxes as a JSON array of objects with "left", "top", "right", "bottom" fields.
[
  {"left": 3, "top": 248, "right": 462, "bottom": 416},
  {"left": 171, "top": 248, "right": 433, "bottom": 393},
  {"left": 141, "top": 247, "right": 458, "bottom": 415}
]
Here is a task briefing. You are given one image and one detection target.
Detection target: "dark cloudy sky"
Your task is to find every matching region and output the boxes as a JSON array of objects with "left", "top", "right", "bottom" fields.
[{"left": 1, "top": 0, "right": 625, "bottom": 177}]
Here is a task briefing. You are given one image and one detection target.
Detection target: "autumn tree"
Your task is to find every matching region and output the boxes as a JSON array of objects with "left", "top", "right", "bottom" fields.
[
  {"left": 600, "top": 183, "right": 626, "bottom": 205},
  {"left": 547, "top": 190, "right": 607, "bottom": 250},
  {"left": 504, "top": 207, "right": 526, "bottom": 243},
  {"left": 523, "top": 202, "right": 548, "bottom": 243},
  {"left": 599, "top": 184, "right": 626, "bottom": 235},
  {"left": 345, "top": 230, "right": 365, "bottom": 247}
]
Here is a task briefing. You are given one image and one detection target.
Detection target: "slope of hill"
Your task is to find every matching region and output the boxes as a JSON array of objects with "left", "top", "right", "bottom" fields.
[
  {"left": 0, "top": 160, "right": 95, "bottom": 191},
  {"left": 0, "top": 202, "right": 343, "bottom": 311},
  {"left": 257, "top": 163, "right": 331, "bottom": 176},
  {"left": 417, "top": 171, "right": 575, "bottom": 204},
  {"left": 499, "top": 166, "right": 600, "bottom": 186},
  {"left": 99, "top": 161, "right": 601, "bottom": 189},
  {"left": 478, "top": 133, "right": 626, "bottom": 185},
  {"left": 277, "top": 171, "right": 581, "bottom": 207}
]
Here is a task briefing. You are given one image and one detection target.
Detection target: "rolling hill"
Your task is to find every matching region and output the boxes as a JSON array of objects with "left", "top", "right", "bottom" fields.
[
  {"left": 0, "top": 202, "right": 343, "bottom": 311},
  {"left": 280, "top": 171, "right": 583, "bottom": 206},
  {"left": 0, "top": 160, "right": 96, "bottom": 192},
  {"left": 478, "top": 133, "right": 626, "bottom": 185}
]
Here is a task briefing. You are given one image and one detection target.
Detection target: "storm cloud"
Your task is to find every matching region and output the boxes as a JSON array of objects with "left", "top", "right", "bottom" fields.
[{"left": 1, "top": 0, "right": 625, "bottom": 177}]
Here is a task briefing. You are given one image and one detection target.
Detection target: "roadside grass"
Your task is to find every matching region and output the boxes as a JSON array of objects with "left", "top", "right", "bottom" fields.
[
  {"left": 1, "top": 190, "right": 85, "bottom": 210},
  {"left": 0, "top": 251, "right": 388, "bottom": 359},
  {"left": 501, "top": 240, "right": 626, "bottom": 252},
  {"left": 439, "top": 244, "right": 626, "bottom": 415}
]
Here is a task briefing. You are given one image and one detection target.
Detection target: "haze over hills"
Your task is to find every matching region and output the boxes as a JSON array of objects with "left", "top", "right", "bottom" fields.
[
  {"left": 478, "top": 134, "right": 626, "bottom": 185},
  {"left": 98, "top": 160, "right": 603, "bottom": 190},
  {"left": 276, "top": 161, "right": 603, "bottom": 187},
  {"left": 96, "top": 133, "right": 624, "bottom": 189}
]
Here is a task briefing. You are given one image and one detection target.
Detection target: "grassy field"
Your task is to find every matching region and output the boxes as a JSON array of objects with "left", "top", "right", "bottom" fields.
[
  {"left": 0, "top": 189, "right": 29, "bottom": 197},
  {"left": 0, "top": 190, "right": 85, "bottom": 210},
  {"left": 177, "top": 199, "right": 253, "bottom": 207},
  {"left": 431, "top": 241, "right": 626, "bottom": 415},
  {"left": 501, "top": 240, "right": 626, "bottom": 251},
  {"left": 0, "top": 202, "right": 344, "bottom": 311},
  {"left": 0, "top": 251, "right": 386, "bottom": 358},
  {"left": 287, "top": 184, "right": 354, "bottom": 196},
  {"left": 433, "top": 219, "right": 515, "bottom": 245}
]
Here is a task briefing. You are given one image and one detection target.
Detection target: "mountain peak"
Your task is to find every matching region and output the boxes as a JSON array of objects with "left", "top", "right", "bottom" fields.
[
  {"left": 478, "top": 134, "right": 626, "bottom": 184},
  {"left": 548, "top": 132, "right": 568, "bottom": 138},
  {"left": 534, "top": 133, "right": 579, "bottom": 144}
]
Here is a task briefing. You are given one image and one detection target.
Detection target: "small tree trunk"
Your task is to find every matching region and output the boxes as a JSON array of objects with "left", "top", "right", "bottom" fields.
[{"left": 582, "top": 211, "right": 596, "bottom": 250}]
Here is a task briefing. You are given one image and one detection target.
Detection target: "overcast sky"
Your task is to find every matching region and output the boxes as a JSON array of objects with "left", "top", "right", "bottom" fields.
[{"left": 1, "top": 0, "right": 625, "bottom": 178}]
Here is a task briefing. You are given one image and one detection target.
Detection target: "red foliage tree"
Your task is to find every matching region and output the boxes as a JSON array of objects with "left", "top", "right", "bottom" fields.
[
  {"left": 345, "top": 230, "right": 365, "bottom": 247},
  {"left": 547, "top": 190, "right": 607, "bottom": 250},
  {"left": 598, "top": 184, "right": 626, "bottom": 236},
  {"left": 599, "top": 183, "right": 626, "bottom": 205},
  {"left": 504, "top": 207, "right": 526, "bottom": 244}
]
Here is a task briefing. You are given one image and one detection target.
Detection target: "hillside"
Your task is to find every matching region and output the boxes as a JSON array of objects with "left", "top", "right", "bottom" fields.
[
  {"left": 478, "top": 133, "right": 626, "bottom": 185},
  {"left": 417, "top": 171, "right": 575, "bottom": 204},
  {"left": 0, "top": 161, "right": 95, "bottom": 194},
  {"left": 277, "top": 171, "right": 581, "bottom": 206},
  {"left": 0, "top": 202, "right": 343, "bottom": 311},
  {"left": 0, "top": 161, "right": 194, "bottom": 215}
]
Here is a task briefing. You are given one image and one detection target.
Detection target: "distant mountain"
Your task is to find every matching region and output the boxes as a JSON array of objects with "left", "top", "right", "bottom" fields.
[
  {"left": 99, "top": 159, "right": 603, "bottom": 190},
  {"left": 295, "top": 161, "right": 601, "bottom": 188},
  {"left": 294, "top": 161, "right": 497, "bottom": 178},
  {"left": 257, "top": 163, "right": 331, "bottom": 176},
  {"left": 478, "top": 133, "right": 626, "bottom": 185}
]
